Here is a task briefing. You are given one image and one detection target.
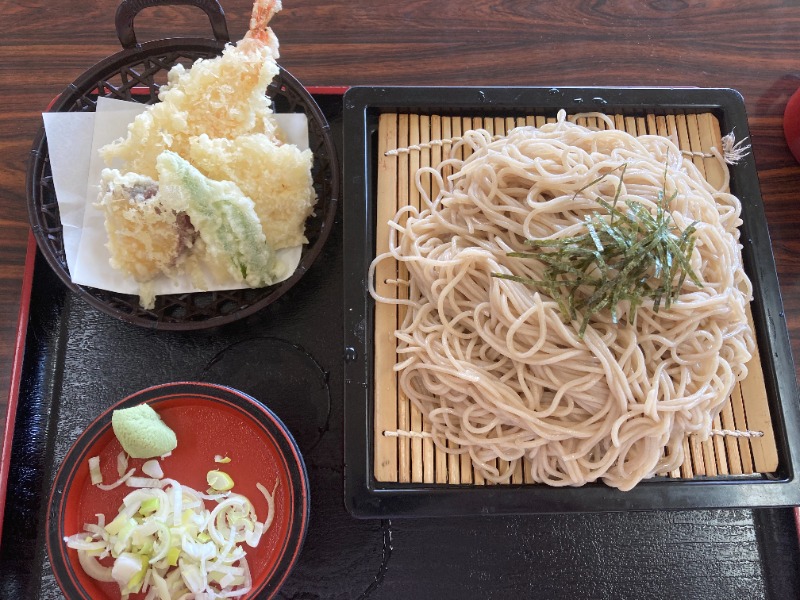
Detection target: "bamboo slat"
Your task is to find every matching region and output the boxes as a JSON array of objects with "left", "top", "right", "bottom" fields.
[
  {"left": 442, "top": 116, "right": 461, "bottom": 486},
  {"left": 741, "top": 305, "right": 780, "bottom": 473},
  {"left": 397, "top": 114, "right": 411, "bottom": 484},
  {"left": 731, "top": 383, "right": 756, "bottom": 474},
  {"left": 458, "top": 116, "right": 474, "bottom": 485},
  {"left": 419, "top": 115, "right": 435, "bottom": 485},
  {"left": 373, "top": 113, "right": 398, "bottom": 482},
  {"left": 430, "top": 114, "right": 449, "bottom": 485},
  {"left": 408, "top": 114, "right": 423, "bottom": 483},
  {"left": 683, "top": 115, "right": 719, "bottom": 477},
  {"left": 372, "top": 111, "right": 779, "bottom": 487}
]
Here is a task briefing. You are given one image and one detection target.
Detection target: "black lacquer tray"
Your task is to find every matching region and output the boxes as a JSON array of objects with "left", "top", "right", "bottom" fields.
[{"left": 2, "top": 92, "right": 800, "bottom": 599}]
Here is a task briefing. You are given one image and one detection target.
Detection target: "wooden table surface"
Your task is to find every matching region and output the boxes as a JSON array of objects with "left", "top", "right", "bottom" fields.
[{"left": 2, "top": 0, "right": 800, "bottom": 457}]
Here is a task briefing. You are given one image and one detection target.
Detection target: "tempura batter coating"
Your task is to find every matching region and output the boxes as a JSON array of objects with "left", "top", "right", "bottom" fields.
[
  {"left": 156, "top": 151, "right": 281, "bottom": 288},
  {"left": 189, "top": 133, "right": 315, "bottom": 249},
  {"left": 99, "top": 1, "right": 283, "bottom": 179},
  {"left": 97, "top": 169, "right": 193, "bottom": 282}
]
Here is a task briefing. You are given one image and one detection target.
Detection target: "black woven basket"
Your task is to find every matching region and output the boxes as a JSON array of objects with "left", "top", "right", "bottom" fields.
[{"left": 26, "top": 0, "right": 339, "bottom": 330}]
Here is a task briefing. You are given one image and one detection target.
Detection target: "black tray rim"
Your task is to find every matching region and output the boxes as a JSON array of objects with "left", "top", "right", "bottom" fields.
[{"left": 341, "top": 85, "right": 800, "bottom": 518}]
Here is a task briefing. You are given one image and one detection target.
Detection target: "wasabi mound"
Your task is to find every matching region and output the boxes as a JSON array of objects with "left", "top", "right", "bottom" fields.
[{"left": 112, "top": 404, "right": 177, "bottom": 459}]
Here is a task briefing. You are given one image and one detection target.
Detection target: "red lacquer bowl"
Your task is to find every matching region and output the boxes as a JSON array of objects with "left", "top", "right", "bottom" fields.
[{"left": 46, "top": 382, "right": 309, "bottom": 599}]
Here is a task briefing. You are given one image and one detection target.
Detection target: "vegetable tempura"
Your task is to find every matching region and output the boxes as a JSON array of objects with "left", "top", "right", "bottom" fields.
[{"left": 189, "top": 134, "right": 315, "bottom": 249}]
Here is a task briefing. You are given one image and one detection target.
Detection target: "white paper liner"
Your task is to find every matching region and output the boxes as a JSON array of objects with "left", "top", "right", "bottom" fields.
[{"left": 42, "top": 97, "right": 309, "bottom": 298}]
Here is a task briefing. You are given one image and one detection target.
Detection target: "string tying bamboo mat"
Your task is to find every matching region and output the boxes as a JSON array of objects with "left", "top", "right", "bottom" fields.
[{"left": 373, "top": 111, "right": 779, "bottom": 486}]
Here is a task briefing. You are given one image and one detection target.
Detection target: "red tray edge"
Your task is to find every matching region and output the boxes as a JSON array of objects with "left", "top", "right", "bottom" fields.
[{"left": 0, "top": 232, "right": 38, "bottom": 537}]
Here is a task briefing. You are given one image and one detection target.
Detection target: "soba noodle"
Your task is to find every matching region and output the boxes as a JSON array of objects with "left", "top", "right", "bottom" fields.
[{"left": 369, "top": 110, "right": 754, "bottom": 491}]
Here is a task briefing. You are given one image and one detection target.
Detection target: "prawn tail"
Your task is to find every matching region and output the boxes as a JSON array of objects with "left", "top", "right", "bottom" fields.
[{"left": 244, "top": 0, "right": 283, "bottom": 44}]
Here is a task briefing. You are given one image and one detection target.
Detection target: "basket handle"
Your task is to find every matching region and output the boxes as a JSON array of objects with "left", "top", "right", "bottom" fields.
[{"left": 116, "top": 0, "right": 230, "bottom": 49}]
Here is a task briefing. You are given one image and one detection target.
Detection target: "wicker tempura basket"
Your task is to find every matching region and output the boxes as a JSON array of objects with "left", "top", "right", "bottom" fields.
[{"left": 26, "top": 0, "right": 339, "bottom": 330}]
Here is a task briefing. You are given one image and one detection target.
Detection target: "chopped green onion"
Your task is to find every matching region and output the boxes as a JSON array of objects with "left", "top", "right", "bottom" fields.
[{"left": 207, "top": 470, "right": 235, "bottom": 492}]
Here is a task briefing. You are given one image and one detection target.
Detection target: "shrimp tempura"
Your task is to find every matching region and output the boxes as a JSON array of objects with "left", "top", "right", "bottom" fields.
[{"left": 100, "top": 0, "right": 284, "bottom": 178}]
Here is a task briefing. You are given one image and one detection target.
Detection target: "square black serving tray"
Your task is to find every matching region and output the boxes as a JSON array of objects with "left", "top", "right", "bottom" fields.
[{"left": 342, "top": 86, "right": 800, "bottom": 518}]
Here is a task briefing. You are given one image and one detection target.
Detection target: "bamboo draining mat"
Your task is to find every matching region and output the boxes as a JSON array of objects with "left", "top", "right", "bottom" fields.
[{"left": 373, "top": 111, "right": 779, "bottom": 485}]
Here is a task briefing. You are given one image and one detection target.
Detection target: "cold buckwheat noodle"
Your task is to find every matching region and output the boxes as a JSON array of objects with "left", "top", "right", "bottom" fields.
[{"left": 369, "top": 110, "right": 754, "bottom": 491}]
